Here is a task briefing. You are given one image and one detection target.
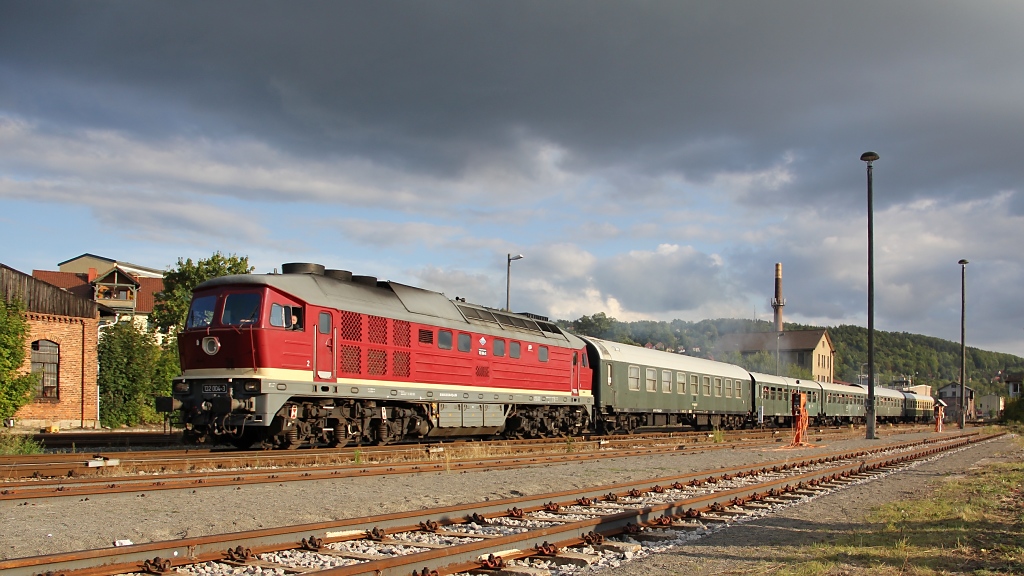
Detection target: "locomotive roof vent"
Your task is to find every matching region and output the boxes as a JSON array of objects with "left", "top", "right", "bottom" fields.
[
  {"left": 352, "top": 275, "right": 378, "bottom": 287},
  {"left": 281, "top": 262, "right": 325, "bottom": 275},
  {"left": 324, "top": 269, "right": 353, "bottom": 282}
]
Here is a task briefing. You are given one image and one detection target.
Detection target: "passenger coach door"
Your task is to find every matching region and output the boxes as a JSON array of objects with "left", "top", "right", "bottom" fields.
[{"left": 314, "top": 309, "right": 335, "bottom": 382}]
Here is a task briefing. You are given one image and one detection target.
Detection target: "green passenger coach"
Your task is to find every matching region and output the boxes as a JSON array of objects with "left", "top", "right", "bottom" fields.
[{"left": 582, "top": 336, "right": 751, "bottom": 433}]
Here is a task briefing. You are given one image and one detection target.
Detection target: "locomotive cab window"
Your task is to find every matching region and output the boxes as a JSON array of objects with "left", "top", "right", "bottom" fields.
[
  {"left": 510, "top": 341, "right": 521, "bottom": 359},
  {"left": 222, "top": 293, "right": 262, "bottom": 325},
  {"left": 457, "top": 333, "right": 471, "bottom": 352},
  {"left": 493, "top": 339, "right": 505, "bottom": 357},
  {"left": 438, "top": 330, "right": 453, "bottom": 350},
  {"left": 538, "top": 346, "right": 548, "bottom": 362},
  {"left": 186, "top": 295, "right": 217, "bottom": 329}
]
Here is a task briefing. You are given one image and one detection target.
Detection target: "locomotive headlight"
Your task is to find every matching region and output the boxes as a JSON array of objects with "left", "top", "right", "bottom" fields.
[
  {"left": 173, "top": 381, "right": 189, "bottom": 394},
  {"left": 202, "top": 336, "right": 221, "bottom": 356}
]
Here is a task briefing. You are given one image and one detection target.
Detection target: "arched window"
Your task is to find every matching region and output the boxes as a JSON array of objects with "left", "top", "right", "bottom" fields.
[{"left": 31, "top": 340, "right": 59, "bottom": 400}]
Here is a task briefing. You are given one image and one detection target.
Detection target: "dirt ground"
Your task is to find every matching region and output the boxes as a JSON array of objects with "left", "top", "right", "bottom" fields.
[{"left": 610, "top": 434, "right": 1022, "bottom": 575}]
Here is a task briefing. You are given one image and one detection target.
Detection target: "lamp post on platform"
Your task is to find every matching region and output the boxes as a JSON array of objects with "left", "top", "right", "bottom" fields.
[
  {"left": 861, "top": 151, "right": 879, "bottom": 440},
  {"left": 959, "top": 258, "right": 969, "bottom": 429},
  {"left": 506, "top": 253, "right": 523, "bottom": 311}
]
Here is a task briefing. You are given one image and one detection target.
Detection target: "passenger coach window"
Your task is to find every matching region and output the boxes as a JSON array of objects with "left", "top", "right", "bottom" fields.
[
  {"left": 222, "top": 293, "right": 262, "bottom": 325},
  {"left": 438, "top": 330, "right": 453, "bottom": 350},
  {"left": 662, "top": 370, "right": 672, "bottom": 393},
  {"left": 510, "top": 341, "right": 521, "bottom": 358},
  {"left": 690, "top": 374, "right": 699, "bottom": 395},
  {"left": 645, "top": 368, "right": 657, "bottom": 392},
  {"left": 628, "top": 365, "right": 640, "bottom": 391},
  {"left": 677, "top": 372, "right": 685, "bottom": 394},
  {"left": 186, "top": 295, "right": 217, "bottom": 329},
  {"left": 539, "top": 346, "right": 549, "bottom": 362},
  {"left": 493, "top": 339, "right": 505, "bottom": 357},
  {"left": 457, "top": 333, "right": 471, "bottom": 352},
  {"left": 703, "top": 376, "right": 711, "bottom": 396},
  {"left": 725, "top": 379, "right": 733, "bottom": 398},
  {"left": 714, "top": 377, "right": 723, "bottom": 397}
]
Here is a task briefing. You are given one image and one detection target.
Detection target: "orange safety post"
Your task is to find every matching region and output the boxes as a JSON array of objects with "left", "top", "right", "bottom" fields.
[{"left": 790, "top": 391, "right": 809, "bottom": 447}]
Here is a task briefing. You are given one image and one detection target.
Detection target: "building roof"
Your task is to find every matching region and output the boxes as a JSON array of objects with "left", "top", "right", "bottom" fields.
[
  {"left": 31, "top": 270, "right": 94, "bottom": 300},
  {"left": 57, "top": 253, "right": 164, "bottom": 278},
  {"left": 31, "top": 269, "right": 163, "bottom": 315},
  {"left": 716, "top": 329, "right": 832, "bottom": 354}
]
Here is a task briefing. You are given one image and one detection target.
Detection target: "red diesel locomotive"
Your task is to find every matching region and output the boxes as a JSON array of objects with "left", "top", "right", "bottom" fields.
[{"left": 159, "top": 263, "right": 593, "bottom": 448}]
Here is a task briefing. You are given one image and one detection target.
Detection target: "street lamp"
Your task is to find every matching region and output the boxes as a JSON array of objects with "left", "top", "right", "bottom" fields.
[
  {"left": 506, "top": 253, "right": 523, "bottom": 311},
  {"left": 861, "top": 151, "right": 879, "bottom": 440},
  {"left": 959, "top": 258, "right": 969, "bottom": 429}
]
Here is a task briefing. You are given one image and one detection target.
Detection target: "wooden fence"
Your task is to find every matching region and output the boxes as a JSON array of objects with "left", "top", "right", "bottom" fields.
[{"left": 1, "top": 264, "right": 98, "bottom": 319}]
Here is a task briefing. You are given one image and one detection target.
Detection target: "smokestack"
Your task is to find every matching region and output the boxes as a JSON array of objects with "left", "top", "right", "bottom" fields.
[{"left": 771, "top": 263, "right": 786, "bottom": 332}]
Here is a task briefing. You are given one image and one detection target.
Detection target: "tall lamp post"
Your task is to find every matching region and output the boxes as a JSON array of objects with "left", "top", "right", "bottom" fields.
[
  {"left": 861, "top": 151, "right": 879, "bottom": 440},
  {"left": 959, "top": 259, "right": 969, "bottom": 429},
  {"left": 506, "top": 253, "right": 523, "bottom": 311}
]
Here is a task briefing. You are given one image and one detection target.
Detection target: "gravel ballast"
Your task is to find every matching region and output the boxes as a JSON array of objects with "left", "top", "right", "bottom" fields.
[{"left": 1, "top": 430, "right": 1015, "bottom": 568}]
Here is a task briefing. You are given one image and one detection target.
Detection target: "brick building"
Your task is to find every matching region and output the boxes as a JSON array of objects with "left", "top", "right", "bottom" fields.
[{"left": 2, "top": 264, "right": 101, "bottom": 429}]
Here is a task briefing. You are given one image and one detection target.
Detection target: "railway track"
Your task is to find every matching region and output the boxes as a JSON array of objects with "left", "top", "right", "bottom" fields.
[
  {"left": 0, "top": 426, "right": 930, "bottom": 499},
  {"left": 0, "top": 431, "right": 993, "bottom": 576}
]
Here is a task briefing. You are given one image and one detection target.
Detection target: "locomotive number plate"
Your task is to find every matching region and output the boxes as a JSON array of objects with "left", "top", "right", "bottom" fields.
[{"left": 203, "top": 384, "right": 228, "bottom": 394}]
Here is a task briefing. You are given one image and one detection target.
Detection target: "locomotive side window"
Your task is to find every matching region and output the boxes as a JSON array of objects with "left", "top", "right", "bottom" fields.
[
  {"left": 438, "top": 330, "right": 453, "bottom": 350},
  {"left": 662, "top": 370, "right": 672, "bottom": 393},
  {"left": 186, "top": 295, "right": 217, "bottom": 329},
  {"left": 538, "top": 346, "right": 548, "bottom": 362},
  {"left": 510, "top": 341, "right": 521, "bottom": 358},
  {"left": 222, "top": 293, "right": 262, "bottom": 325},
  {"left": 457, "top": 333, "right": 471, "bottom": 352},
  {"left": 493, "top": 339, "right": 505, "bottom": 357},
  {"left": 581, "top": 352, "right": 588, "bottom": 367},
  {"left": 270, "top": 303, "right": 286, "bottom": 327},
  {"left": 627, "top": 365, "right": 640, "bottom": 391},
  {"left": 318, "top": 312, "right": 331, "bottom": 334}
]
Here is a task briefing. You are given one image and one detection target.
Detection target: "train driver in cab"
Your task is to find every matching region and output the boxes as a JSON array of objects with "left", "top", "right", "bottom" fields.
[{"left": 289, "top": 308, "right": 304, "bottom": 331}]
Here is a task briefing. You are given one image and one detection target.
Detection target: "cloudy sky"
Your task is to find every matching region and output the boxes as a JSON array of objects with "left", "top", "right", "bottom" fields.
[{"left": 2, "top": 2, "right": 1022, "bottom": 356}]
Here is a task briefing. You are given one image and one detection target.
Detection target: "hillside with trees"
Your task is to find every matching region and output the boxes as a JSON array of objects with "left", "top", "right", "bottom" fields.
[{"left": 558, "top": 314, "right": 1024, "bottom": 398}]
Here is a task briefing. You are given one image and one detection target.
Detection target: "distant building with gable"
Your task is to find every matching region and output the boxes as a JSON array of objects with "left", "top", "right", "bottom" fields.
[
  {"left": 32, "top": 253, "right": 164, "bottom": 334},
  {"left": 716, "top": 329, "right": 835, "bottom": 383}
]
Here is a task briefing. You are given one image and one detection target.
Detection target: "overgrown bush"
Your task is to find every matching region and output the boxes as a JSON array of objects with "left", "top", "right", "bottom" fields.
[
  {"left": 0, "top": 299, "right": 38, "bottom": 421},
  {"left": 0, "top": 431, "right": 43, "bottom": 455},
  {"left": 1003, "top": 397, "right": 1024, "bottom": 423},
  {"left": 98, "top": 321, "right": 171, "bottom": 427}
]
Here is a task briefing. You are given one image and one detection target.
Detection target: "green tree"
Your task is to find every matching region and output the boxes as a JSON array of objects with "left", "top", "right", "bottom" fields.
[
  {"left": 98, "top": 321, "right": 164, "bottom": 427},
  {"left": 151, "top": 252, "right": 253, "bottom": 335},
  {"left": 0, "top": 299, "right": 38, "bottom": 421}
]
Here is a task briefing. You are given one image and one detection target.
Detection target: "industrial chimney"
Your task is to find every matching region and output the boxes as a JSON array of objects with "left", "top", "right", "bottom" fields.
[{"left": 771, "top": 263, "right": 786, "bottom": 332}]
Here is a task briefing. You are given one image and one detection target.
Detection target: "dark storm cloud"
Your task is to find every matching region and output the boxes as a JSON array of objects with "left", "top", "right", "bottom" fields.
[{"left": 4, "top": 2, "right": 1023, "bottom": 207}]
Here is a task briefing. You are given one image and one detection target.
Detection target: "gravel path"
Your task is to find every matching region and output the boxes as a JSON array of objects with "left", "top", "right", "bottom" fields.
[{"left": 1, "top": 430, "right": 1013, "bottom": 566}]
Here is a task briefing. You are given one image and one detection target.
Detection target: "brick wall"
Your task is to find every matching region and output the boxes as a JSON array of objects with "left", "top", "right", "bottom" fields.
[{"left": 13, "top": 313, "right": 99, "bottom": 429}]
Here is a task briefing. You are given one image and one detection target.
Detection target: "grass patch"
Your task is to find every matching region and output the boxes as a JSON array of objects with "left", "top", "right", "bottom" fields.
[
  {"left": 0, "top": 431, "right": 44, "bottom": 455},
  {"left": 767, "top": 431, "right": 1024, "bottom": 575}
]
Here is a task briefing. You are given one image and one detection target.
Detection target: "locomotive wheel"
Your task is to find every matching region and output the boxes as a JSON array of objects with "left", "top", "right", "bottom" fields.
[{"left": 228, "top": 429, "right": 261, "bottom": 450}]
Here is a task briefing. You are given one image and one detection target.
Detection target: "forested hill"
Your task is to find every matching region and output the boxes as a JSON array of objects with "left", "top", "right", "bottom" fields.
[{"left": 556, "top": 313, "right": 1024, "bottom": 398}]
